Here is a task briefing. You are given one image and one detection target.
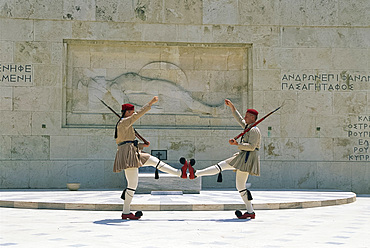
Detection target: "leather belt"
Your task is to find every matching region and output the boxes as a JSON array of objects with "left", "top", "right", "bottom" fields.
[
  {"left": 245, "top": 148, "right": 259, "bottom": 163},
  {"left": 118, "top": 140, "right": 138, "bottom": 146}
]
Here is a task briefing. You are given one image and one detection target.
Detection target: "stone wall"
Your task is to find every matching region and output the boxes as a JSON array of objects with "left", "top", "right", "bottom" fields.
[{"left": 0, "top": 0, "right": 369, "bottom": 193}]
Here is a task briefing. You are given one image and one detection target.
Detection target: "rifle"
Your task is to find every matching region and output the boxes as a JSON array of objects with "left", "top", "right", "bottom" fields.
[
  {"left": 234, "top": 105, "right": 282, "bottom": 140},
  {"left": 97, "top": 97, "right": 149, "bottom": 145}
]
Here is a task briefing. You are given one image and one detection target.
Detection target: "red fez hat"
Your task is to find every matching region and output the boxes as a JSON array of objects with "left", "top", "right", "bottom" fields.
[
  {"left": 247, "top": 109, "right": 258, "bottom": 117},
  {"left": 122, "top": 103, "right": 134, "bottom": 111}
]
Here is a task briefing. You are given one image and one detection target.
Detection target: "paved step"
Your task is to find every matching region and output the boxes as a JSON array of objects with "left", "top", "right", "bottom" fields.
[
  {"left": 137, "top": 173, "right": 201, "bottom": 194},
  {"left": 0, "top": 189, "right": 356, "bottom": 211}
]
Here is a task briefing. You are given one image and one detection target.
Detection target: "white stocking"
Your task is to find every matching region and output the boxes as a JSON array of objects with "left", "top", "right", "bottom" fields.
[
  {"left": 123, "top": 168, "right": 138, "bottom": 214},
  {"left": 195, "top": 160, "right": 234, "bottom": 177},
  {"left": 236, "top": 170, "right": 254, "bottom": 213},
  {"left": 143, "top": 155, "right": 181, "bottom": 176}
]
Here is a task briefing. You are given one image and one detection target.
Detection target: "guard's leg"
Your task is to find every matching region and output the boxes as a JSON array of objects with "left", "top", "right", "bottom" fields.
[
  {"left": 143, "top": 155, "right": 181, "bottom": 177},
  {"left": 121, "top": 168, "right": 142, "bottom": 220},
  {"left": 194, "top": 160, "right": 234, "bottom": 182},
  {"left": 235, "top": 170, "right": 255, "bottom": 219}
]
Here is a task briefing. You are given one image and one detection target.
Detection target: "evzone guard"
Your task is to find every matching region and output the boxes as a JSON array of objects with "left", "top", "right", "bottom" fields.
[
  {"left": 184, "top": 99, "right": 262, "bottom": 219},
  {"left": 182, "top": 100, "right": 281, "bottom": 219},
  {"left": 112, "top": 96, "right": 187, "bottom": 220}
]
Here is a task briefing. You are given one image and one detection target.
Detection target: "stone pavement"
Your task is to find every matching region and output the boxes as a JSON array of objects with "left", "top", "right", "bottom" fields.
[{"left": 0, "top": 190, "right": 369, "bottom": 248}]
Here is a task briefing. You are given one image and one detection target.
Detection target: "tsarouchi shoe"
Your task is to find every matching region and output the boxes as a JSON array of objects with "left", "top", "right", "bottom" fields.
[
  {"left": 189, "top": 159, "right": 196, "bottom": 179},
  {"left": 235, "top": 210, "right": 255, "bottom": 219},
  {"left": 121, "top": 211, "right": 143, "bottom": 220},
  {"left": 179, "top": 157, "right": 188, "bottom": 179}
]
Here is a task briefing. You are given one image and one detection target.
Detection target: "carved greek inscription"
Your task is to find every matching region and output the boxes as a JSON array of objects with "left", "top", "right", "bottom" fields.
[
  {"left": 348, "top": 116, "right": 370, "bottom": 161},
  {"left": 0, "top": 63, "right": 32, "bottom": 84},
  {"left": 281, "top": 72, "right": 369, "bottom": 91}
]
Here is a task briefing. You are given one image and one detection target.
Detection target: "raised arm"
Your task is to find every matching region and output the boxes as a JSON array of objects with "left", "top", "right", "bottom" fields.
[
  {"left": 225, "top": 99, "right": 246, "bottom": 128},
  {"left": 119, "top": 96, "right": 158, "bottom": 126},
  {"left": 139, "top": 96, "right": 158, "bottom": 147}
]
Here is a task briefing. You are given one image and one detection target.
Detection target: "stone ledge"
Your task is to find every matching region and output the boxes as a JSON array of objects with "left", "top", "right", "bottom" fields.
[
  {"left": 0, "top": 190, "right": 357, "bottom": 211},
  {"left": 137, "top": 173, "right": 201, "bottom": 194}
]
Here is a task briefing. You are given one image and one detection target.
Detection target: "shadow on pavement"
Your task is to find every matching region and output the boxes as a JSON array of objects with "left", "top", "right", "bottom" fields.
[{"left": 93, "top": 217, "right": 251, "bottom": 225}]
